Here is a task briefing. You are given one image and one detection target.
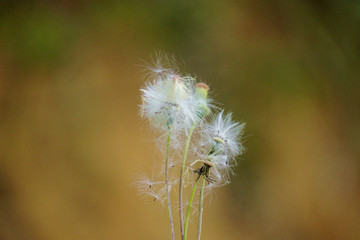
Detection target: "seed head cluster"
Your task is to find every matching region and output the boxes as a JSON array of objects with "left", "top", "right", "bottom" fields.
[{"left": 137, "top": 55, "right": 245, "bottom": 202}]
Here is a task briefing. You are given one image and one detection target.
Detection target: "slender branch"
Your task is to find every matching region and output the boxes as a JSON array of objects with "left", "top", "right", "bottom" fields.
[
  {"left": 165, "top": 131, "right": 175, "bottom": 240},
  {"left": 197, "top": 177, "right": 206, "bottom": 240},
  {"left": 183, "top": 177, "right": 199, "bottom": 240},
  {"left": 179, "top": 124, "right": 196, "bottom": 239}
]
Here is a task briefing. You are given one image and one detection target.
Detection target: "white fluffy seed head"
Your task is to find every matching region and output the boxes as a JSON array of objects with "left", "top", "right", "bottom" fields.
[
  {"left": 140, "top": 57, "right": 212, "bottom": 135},
  {"left": 193, "top": 110, "right": 245, "bottom": 186},
  {"left": 208, "top": 154, "right": 234, "bottom": 185},
  {"left": 204, "top": 110, "right": 245, "bottom": 158},
  {"left": 139, "top": 55, "right": 246, "bottom": 194},
  {"left": 140, "top": 73, "right": 195, "bottom": 132}
]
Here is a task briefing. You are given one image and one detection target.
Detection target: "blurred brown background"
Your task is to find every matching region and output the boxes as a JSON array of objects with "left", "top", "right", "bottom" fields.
[{"left": 1, "top": 0, "right": 360, "bottom": 239}]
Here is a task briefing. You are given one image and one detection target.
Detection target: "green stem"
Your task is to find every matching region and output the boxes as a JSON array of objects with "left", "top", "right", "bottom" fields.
[
  {"left": 197, "top": 177, "right": 206, "bottom": 240},
  {"left": 179, "top": 124, "right": 196, "bottom": 239},
  {"left": 165, "top": 131, "right": 175, "bottom": 240},
  {"left": 183, "top": 177, "right": 199, "bottom": 240}
]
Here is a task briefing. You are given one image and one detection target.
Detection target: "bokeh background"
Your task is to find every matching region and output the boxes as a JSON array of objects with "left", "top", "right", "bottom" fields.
[{"left": 1, "top": 0, "right": 360, "bottom": 239}]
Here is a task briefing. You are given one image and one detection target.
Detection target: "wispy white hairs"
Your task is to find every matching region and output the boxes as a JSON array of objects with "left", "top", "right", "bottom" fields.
[{"left": 136, "top": 54, "right": 246, "bottom": 240}]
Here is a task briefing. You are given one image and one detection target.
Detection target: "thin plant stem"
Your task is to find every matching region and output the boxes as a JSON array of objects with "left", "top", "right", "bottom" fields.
[
  {"left": 197, "top": 177, "right": 206, "bottom": 240},
  {"left": 165, "top": 131, "right": 176, "bottom": 240},
  {"left": 183, "top": 177, "right": 199, "bottom": 240},
  {"left": 179, "top": 124, "right": 196, "bottom": 239}
]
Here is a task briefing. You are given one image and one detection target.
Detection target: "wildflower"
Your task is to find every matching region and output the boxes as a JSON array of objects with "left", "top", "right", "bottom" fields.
[
  {"left": 140, "top": 73, "right": 195, "bottom": 132},
  {"left": 137, "top": 54, "right": 247, "bottom": 240},
  {"left": 194, "top": 110, "right": 245, "bottom": 185},
  {"left": 203, "top": 110, "right": 245, "bottom": 158}
]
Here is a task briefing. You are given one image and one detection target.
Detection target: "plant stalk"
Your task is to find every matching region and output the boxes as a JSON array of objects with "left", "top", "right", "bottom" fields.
[
  {"left": 183, "top": 177, "right": 199, "bottom": 240},
  {"left": 179, "top": 124, "right": 196, "bottom": 239},
  {"left": 197, "top": 177, "right": 206, "bottom": 240},
  {"left": 165, "top": 131, "right": 175, "bottom": 240}
]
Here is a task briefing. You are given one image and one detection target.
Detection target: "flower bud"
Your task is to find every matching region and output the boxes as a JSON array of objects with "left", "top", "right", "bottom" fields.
[
  {"left": 195, "top": 83, "right": 210, "bottom": 99},
  {"left": 194, "top": 83, "right": 210, "bottom": 119}
]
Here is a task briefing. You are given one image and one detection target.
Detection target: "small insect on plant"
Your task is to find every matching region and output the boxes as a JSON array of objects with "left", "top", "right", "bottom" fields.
[{"left": 136, "top": 53, "right": 246, "bottom": 240}]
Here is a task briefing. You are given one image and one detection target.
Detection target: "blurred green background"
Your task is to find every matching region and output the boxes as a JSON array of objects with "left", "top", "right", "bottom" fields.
[{"left": 1, "top": 0, "right": 360, "bottom": 239}]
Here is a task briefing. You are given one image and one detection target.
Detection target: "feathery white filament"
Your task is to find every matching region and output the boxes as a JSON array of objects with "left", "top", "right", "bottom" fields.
[
  {"left": 204, "top": 110, "right": 245, "bottom": 158},
  {"left": 195, "top": 110, "right": 245, "bottom": 186},
  {"left": 140, "top": 74, "right": 195, "bottom": 132}
]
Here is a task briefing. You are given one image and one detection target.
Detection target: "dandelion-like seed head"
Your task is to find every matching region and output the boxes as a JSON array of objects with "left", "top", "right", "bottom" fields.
[
  {"left": 140, "top": 56, "right": 214, "bottom": 136},
  {"left": 140, "top": 71, "right": 196, "bottom": 132},
  {"left": 137, "top": 54, "right": 247, "bottom": 237},
  {"left": 193, "top": 110, "right": 245, "bottom": 186},
  {"left": 205, "top": 110, "right": 245, "bottom": 158},
  {"left": 207, "top": 154, "right": 234, "bottom": 184}
]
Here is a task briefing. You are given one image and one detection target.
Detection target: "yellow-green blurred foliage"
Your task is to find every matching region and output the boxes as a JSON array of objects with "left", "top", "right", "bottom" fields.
[{"left": 1, "top": 0, "right": 360, "bottom": 239}]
